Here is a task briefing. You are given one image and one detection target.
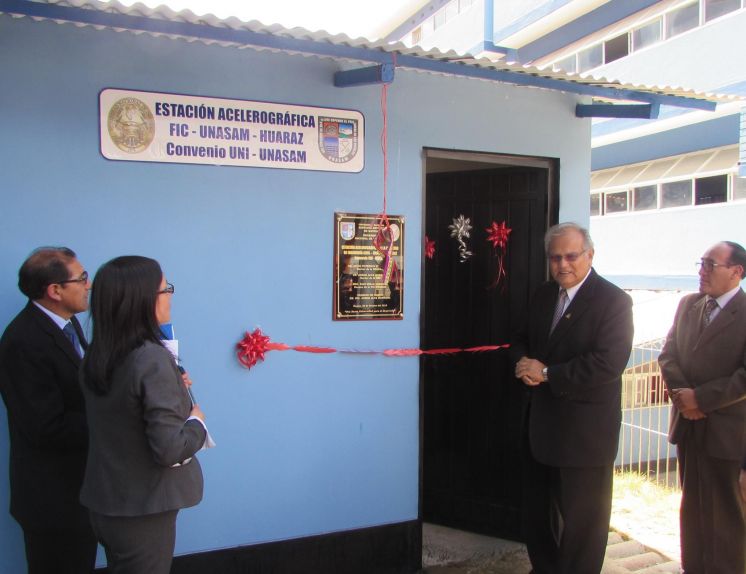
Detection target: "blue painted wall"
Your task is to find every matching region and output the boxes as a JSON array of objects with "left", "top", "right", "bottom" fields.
[{"left": 0, "top": 14, "right": 590, "bottom": 571}]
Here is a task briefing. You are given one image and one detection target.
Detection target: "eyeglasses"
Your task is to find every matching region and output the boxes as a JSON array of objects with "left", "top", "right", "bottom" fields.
[
  {"left": 157, "top": 282, "right": 175, "bottom": 295},
  {"left": 548, "top": 250, "right": 586, "bottom": 264},
  {"left": 696, "top": 259, "right": 733, "bottom": 272},
  {"left": 58, "top": 271, "right": 89, "bottom": 284}
]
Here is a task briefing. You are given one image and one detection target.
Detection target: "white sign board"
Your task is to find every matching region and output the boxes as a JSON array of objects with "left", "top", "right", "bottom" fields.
[{"left": 99, "top": 88, "right": 364, "bottom": 172}]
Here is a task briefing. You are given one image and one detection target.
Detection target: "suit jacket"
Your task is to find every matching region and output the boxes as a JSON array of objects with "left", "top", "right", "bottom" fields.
[
  {"left": 0, "top": 301, "right": 90, "bottom": 530},
  {"left": 80, "top": 341, "right": 205, "bottom": 516},
  {"left": 512, "top": 269, "right": 634, "bottom": 467},
  {"left": 658, "top": 289, "right": 746, "bottom": 460}
]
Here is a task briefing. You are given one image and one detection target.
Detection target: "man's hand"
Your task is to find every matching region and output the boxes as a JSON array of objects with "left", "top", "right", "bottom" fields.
[
  {"left": 680, "top": 407, "right": 707, "bottom": 420},
  {"left": 671, "top": 388, "right": 700, "bottom": 411},
  {"left": 515, "top": 356, "right": 546, "bottom": 387},
  {"left": 671, "top": 388, "right": 706, "bottom": 420}
]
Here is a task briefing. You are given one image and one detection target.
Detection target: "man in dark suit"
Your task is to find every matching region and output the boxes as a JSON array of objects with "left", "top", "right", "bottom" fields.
[
  {"left": 512, "top": 222, "right": 634, "bottom": 574},
  {"left": 0, "top": 247, "right": 97, "bottom": 573},
  {"left": 659, "top": 241, "right": 746, "bottom": 574}
]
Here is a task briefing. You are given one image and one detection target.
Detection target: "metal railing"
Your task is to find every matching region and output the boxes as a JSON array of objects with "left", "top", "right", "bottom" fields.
[{"left": 616, "top": 338, "right": 680, "bottom": 490}]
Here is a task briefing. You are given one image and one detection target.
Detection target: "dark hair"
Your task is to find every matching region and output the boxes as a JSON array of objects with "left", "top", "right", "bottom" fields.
[
  {"left": 18, "top": 247, "right": 77, "bottom": 300},
  {"left": 725, "top": 241, "right": 746, "bottom": 279},
  {"left": 82, "top": 256, "right": 164, "bottom": 395},
  {"left": 544, "top": 222, "right": 594, "bottom": 254}
]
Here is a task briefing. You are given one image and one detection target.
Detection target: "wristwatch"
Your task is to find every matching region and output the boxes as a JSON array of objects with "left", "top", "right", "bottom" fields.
[{"left": 541, "top": 367, "right": 548, "bottom": 382}]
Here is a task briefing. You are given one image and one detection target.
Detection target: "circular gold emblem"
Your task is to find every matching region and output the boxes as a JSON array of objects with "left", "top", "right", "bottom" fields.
[{"left": 107, "top": 98, "right": 155, "bottom": 153}]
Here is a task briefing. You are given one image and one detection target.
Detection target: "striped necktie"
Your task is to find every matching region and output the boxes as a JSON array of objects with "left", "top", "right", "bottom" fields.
[
  {"left": 550, "top": 289, "right": 568, "bottom": 334},
  {"left": 63, "top": 322, "right": 82, "bottom": 357},
  {"left": 703, "top": 298, "right": 718, "bottom": 328}
]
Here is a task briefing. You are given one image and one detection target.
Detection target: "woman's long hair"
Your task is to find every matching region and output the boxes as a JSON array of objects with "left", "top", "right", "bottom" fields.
[{"left": 82, "top": 256, "right": 165, "bottom": 395}]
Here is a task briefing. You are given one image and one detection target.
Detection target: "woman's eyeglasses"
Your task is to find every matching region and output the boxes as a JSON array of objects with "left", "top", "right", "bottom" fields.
[{"left": 157, "top": 282, "right": 175, "bottom": 295}]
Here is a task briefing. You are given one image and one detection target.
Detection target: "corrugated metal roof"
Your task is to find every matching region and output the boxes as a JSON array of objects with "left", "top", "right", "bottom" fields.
[
  {"left": 2, "top": 0, "right": 741, "bottom": 109},
  {"left": 591, "top": 145, "right": 740, "bottom": 192}
]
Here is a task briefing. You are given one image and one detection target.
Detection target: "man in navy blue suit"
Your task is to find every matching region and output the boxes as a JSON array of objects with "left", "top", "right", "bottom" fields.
[
  {"left": 512, "top": 223, "right": 634, "bottom": 574},
  {"left": 0, "top": 247, "right": 97, "bottom": 573}
]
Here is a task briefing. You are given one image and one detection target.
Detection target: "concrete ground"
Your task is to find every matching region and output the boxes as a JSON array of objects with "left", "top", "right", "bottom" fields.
[{"left": 420, "top": 523, "right": 681, "bottom": 574}]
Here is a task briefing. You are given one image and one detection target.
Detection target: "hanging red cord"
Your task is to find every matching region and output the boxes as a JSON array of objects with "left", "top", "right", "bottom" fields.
[{"left": 373, "top": 56, "right": 398, "bottom": 284}]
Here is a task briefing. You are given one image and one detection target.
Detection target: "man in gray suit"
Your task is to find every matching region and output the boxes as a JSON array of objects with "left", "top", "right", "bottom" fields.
[{"left": 659, "top": 241, "right": 746, "bottom": 574}]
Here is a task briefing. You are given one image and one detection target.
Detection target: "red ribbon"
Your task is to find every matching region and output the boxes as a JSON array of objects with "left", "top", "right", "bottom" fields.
[
  {"left": 373, "top": 214, "right": 397, "bottom": 284},
  {"left": 236, "top": 328, "right": 509, "bottom": 371},
  {"left": 485, "top": 221, "right": 512, "bottom": 290},
  {"left": 424, "top": 235, "right": 436, "bottom": 260}
]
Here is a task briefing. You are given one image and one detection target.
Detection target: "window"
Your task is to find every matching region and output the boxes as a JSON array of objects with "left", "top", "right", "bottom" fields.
[
  {"left": 695, "top": 174, "right": 728, "bottom": 204},
  {"left": 577, "top": 44, "right": 602, "bottom": 73},
  {"left": 665, "top": 2, "right": 699, "bottom": 38},
  {"left": 459, "top": 0, "right": 474, "bottom": 9},
  {"left": 661, "top": 180, "right": 693, "bottom": 208},
  {"left": 632, "top": 19, "right": 662, "bottom": 51},
  {"left": 634, "top": 376, "right": 648, "bottom": 407},
  {"left": 411, "top": 27, "right": 422, "bottom": 45},
  {"left": 553, "top": 54, "right": 577, "bottom": 74},
  {"left": 605, "top": 191, "right": 629, "bottom": 213},
  {"left": 433, "top": 10, "right": 446, "bottom": 29},
  {"left": 552, "top": 54, "right": 578, "bottom": 74},
  {"left": 445, "top": 0, "right": 458, "bottom": 21},
  {"left": 633, "top": 185, "right": 658, "bottom": 211},
  {"left": 604, "top": 33, "right": 629, "bottom": 63},
  {"left": 733, "top": 175, "right": 746, "bottom": 200},
  {"left": 650, "top": 375, "right": 667, "bottom": 405},
  {"left": 704, "top": 0, "right": 741, "bottom": 22},
  {"left": 590, "top": 193, "right": 602, "bottom": 216}
]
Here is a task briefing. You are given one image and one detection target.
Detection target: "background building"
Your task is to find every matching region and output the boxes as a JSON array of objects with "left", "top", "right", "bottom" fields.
[{"left": 389, "top": 0, "right": 746, "bottom": 288}]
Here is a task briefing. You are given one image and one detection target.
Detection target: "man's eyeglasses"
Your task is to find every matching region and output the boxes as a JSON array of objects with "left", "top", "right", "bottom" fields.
[
  {"left": 696, "top": 259, "right": 732, "bottom": 272},
  {"left": 57, "top": 271, "right": 89, "bottom": 284},
  {"left": 548, "top": 250, "right": 586, "bottom": 264},
  {"left": 158, "top": 282, "right": 175, "bottom": 295}
]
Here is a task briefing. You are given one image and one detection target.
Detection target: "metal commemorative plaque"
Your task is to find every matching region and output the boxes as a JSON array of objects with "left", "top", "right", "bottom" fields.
[{"left": 333, "top": 212, "right": 404, "bottom": 321}]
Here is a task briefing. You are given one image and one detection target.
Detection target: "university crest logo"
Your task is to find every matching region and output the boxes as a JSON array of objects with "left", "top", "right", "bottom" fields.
[
  {"left": 340, "top": 221, "right": 356, "bottom": 240},
  {"left": 319, "top": 117, "right": 358, "bottom": 163},
  {"left": 107, "top": 97, "right": 155, "bottom": 153}
]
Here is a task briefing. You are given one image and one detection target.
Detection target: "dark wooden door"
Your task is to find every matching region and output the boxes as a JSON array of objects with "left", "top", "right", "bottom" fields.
[{"left": 421, "top": 162, "right": 554, "bottom": 540}]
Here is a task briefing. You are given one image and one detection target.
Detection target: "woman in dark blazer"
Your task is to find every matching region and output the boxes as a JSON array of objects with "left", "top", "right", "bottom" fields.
[{"left": 80, "top": 256, "right": 207, "bottom": 574}]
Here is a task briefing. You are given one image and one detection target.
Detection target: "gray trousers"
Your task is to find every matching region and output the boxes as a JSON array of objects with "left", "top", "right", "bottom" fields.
[
  {"left": 678, "top": 439, "right": 746, "bottom": 574},
  {"left": 90, "top": 509, "right": 178, "bottom": 574}
]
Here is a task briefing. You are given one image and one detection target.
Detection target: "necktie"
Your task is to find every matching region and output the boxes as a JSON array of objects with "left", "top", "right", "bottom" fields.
[
  {"left": 550, "top": 289, "right": 568, "bottom": 334},
  {"left": 703, "top": 298, "right": 718, "bottom": 328},
  {"left": 63, "top": 322, "right": 82, "bottom": 357}
]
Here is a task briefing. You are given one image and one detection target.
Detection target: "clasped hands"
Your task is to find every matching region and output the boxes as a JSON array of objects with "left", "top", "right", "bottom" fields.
[
  {"left": 515, "top": 356, "right": 546, "bottom": 387},
  {"left": 670, "top": 388, "right": 706, "bottom": 420}
]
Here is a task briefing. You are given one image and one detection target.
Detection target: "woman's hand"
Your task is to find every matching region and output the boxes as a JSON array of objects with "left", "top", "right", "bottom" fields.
[
  {"left": 190, "top": 404, "right": 205, "bottom": 422},
  {"left": 181, "top": 371, "right": 193, "bottom": 388}
]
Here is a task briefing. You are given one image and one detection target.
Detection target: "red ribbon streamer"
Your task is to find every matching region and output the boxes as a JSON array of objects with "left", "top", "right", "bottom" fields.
[
  {"left": 236, "top": 328, "right": 509, "bottom": 371},
  {"left": 485, "top": 221, "right": 512, "bottom": 290}
]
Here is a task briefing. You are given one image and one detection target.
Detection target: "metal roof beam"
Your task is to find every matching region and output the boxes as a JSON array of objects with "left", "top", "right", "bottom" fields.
[
  {"left": 334, "top": 64, "right": 395, "bottom": 87},
  {"left": 0, "top": 0, "right": 717, "bottom": 111},
  {"left": 576, "top": 103, "right": 660, "bottom": 119}
]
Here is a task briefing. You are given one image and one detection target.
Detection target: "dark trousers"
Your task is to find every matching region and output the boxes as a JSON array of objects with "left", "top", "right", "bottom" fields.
[
  {"left": 522, "top": 447, "right": 613, "bottom": 574},
  {"left": 23, "top": 524, "right": 97, "bottom": 574},
  {"left": 90, "top": 509, "right": 178, "bottom": 574},
  {"left": 678, "top": 439, "right": 746, "bottom": 574}
]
